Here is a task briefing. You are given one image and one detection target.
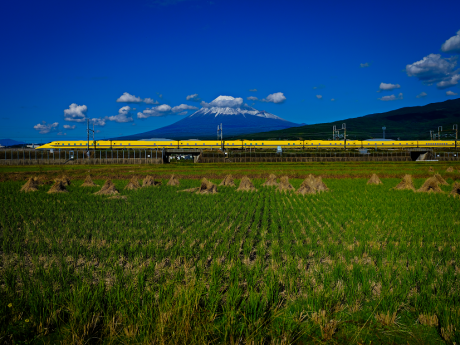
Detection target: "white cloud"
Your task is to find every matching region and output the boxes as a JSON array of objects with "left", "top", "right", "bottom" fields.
[
  {"left": 331, "top": 98, "right": 335, "bottom": 101},
  {"left": 247, "top": 96, "right": 258, "bottom": 101},
  {"left": 144, "top": 98, "right": 159, "bottom": 104},
  {"left": 33, "top": 121, "right": 59, "bottom": 134},
  {"left": 63, "top": 124, "right": 76, "bottom": 130},
  {"left": 157, "top": 104, "right": 171, "bottom": 112},
  {"left": 178, "top": 111, "right": 188, "bottom": 115},
  {"left": 378, "top": 82, "right": 401, "bottom": 92},
  {"left": 116, "top": 92, "right": 143, "bottom": 103},
  {"left": 360, "top": 62, "right": 370, "bottom": 68},
  {"left": 416, "top": 92, "right": 427, "bottom": 98},
  {"left": 137, "top": 104, "right": 173, "bottom": 119},
  {"left": 249, "top": 89, "right": 257, "bottom": 92},
  {"left": 446, "top": 90, "right": 458, "bottom": 96},
  {"left": 316, "top": 95, "right": 323, "bottom": 99},
  {"left": 171, "top": 104, "right": 198, "bottom": 113},
  {"left": 378, "top": 93, "right": 403, "bottom": 101},
  {"left": 186, "top": 94, "right": 201, "bottom": 102},
  {"left": 57, "top": 132, "right": 67, "bottom": 136},
  {"left": 201, "top": 96, "right": 244, "bottom": 108},
  {"left": 406, "top": 54, "right": 460, "bottom": 89},
  {"left": 441, "top": 30, "right": 460, "bottom": 53},
  {"left": 64, "top": 103, "right": 87, "bottom": 122},
  {"left": 107, "top": 106, "right": 134, "bottom": 123},
  {"left": 90, "top": 118, "right": 106, "bottom": 126},
  {"left": 436, "top": 74, "right": 460, "bottom": 89},
  {"left": 261, "top": 92, "right": 286, "bottom": 104}
]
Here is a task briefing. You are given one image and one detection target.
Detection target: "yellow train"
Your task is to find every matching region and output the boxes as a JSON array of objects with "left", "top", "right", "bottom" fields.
[{"left": 36, "top": 139, "right": 458, "bottom": 150}]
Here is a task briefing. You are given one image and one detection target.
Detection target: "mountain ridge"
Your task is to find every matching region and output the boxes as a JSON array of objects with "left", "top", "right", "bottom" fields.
[{"left": 232, "top": 98, "right": 460, "bottom": 141}]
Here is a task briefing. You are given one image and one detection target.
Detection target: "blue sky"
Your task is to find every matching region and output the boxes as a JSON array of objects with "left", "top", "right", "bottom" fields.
[{"left": 1, "top": 0, "right": 460, "bottom": 142}]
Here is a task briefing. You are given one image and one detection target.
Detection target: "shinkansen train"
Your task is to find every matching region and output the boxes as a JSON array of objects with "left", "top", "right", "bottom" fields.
[{"left": 36, "top": 139, "right": 458, "bottom": 150}]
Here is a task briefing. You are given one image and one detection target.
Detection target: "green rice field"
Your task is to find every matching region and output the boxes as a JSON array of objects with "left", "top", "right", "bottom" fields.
[{"left": 1, "top": 162, "right": 460, "bottom": 344}]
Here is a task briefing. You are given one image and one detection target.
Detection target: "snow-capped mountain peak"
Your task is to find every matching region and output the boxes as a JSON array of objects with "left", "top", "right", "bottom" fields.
[
  {"left": 190, "top": 95, "right": 286, "bottom": 121},
  {"left": 114, "top": 95, "right": 301, "bottom": 140}
]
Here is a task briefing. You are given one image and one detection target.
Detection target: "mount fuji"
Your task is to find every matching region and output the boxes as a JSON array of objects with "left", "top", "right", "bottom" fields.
[{"left": 115, "top": 96, "right": 302, "bottom": 140}]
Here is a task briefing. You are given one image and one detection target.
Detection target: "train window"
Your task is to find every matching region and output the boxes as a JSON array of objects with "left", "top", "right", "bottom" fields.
[
  {"left": 288, "top": 143, "right": 290, "bottom": 145},
  {"left": 293, "top": 143, "right": 295, "bottom": 145},
  {"left": 262, "top": 143, "right": 264, "bottom": 145},
  {"left": 187, "top": 143, "right": 189, "bottom": 145},
  {"left": 319, "top": 143, "right": 321, "bottom": 145}
]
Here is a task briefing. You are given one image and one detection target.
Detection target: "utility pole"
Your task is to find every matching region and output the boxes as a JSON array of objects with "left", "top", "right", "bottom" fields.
[
  {"left": 343, "top": 123, "right": 346, "bottom": 149},
  {"left": 382, "top": 126, "right": 386, "bottom": 139},
  {"left": 86, "top": 119, "right": 95, "bottom": 158},
  {"left": 217, "top": 124, "right": 223, "bottom": 150},
  {"left": 333, "top": 125, "right": 336, "bottom": 140},
  {"left": 454, "top": 124, "right": 458, "bottom": 149},
  {"left": 438, "top": 126, "right": 442, "bottom": 140},
  {"left": 430, "top": 130, "right": 433, "bottom": 141}
]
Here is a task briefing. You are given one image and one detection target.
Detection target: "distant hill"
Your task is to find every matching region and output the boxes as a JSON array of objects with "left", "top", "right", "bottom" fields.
[
  {"left": 114, "top": 96, "right": 301, "bottom": 140},
  {"left": 232, "top": 98, "right": 460, "bottom": 141},
  {"left": 0, "top": 139, "right": 26, "bottom": 147}
]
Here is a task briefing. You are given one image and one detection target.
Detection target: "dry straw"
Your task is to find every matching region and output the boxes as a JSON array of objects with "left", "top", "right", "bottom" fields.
[
  {"left": 451, "top": 182, "right": 460, "bottom": 197},
  {"left": 20, "top": 177, "right": 39, "bottom": 192},
  {"left": 367, "top": 174, "right": 382, "bottom": 185},
  {"left": 55, "top": 175, "right": 71, "bottom": 186},
  {"left": 143, "top": 175, "right": 161, "bottom": 187},
  {"left": 219, "top": 174, "right": 236, "bottom": 187},
  {"left": 81, "top": 175, "right": 97, "bottom": 187},
  {"left": 48, "top": 180, "right": 68, "bottom": 194},
  {"left": 446, "top": 166, "right": 454, "bottom": 172},
  {"left": 197, "top": 178, "right": 217, "bottom": 194},
  {"left": 392, "top": 174, "right": 415, "bottom": 191},
  {"left": 178, "top": 187, "right": 200, "bottom": 193},
  {"left": 417, "top": 177, "right": 443, "bottom": 193},
  {"left": 33, "top": 175, "right": 51, "bottom": 185},
  {"left": 94, "top": 180, "right": 119, "bottom": 195},
  {"left": 167, "top": 174, "right": 180, "bottom": 186},
  {"left": 297, "top": 174, "right": 329, "bottom": 195},
  {"left": 262, "top": 174, "right": 278, "bottom": 186},
  {"left": 124, "top": 176, "right": 141, "bottom": 190},
  {"left": 236, "top": 176, "right": 257, "bottom": 192},
  {"left": 433, "top": 173, "right": 449, "bottom": 186},
  {"left": 277, "top": 176, "right": 295, "bottom": 192},
  {"left": 428, "top": 166, "right": 435, "bottom": 173}
]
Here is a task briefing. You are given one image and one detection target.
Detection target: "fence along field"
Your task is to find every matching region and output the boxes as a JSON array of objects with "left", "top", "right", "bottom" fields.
[{"left": 1, "top": 167, "right": 460, "bottom": 343}]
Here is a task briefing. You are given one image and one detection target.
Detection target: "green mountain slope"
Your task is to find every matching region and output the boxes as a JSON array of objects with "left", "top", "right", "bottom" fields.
[{"left": 231, "top": 98, "right": 460, "bottom": 141}]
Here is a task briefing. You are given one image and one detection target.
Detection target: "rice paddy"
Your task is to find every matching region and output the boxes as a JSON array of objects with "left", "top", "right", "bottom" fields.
[{"left": 1, "top": 162, "right": 460, "bottom": 344}]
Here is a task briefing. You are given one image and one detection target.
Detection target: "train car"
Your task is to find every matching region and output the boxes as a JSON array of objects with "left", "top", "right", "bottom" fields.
[
  {"left": 178, "top": 140, "right": 223, "bottom": 149},
  {"left": 37, "top": 139, "right": 458, "bottom": 151}
]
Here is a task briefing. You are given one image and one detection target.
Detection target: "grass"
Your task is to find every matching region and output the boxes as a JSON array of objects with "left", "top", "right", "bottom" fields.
[
  {"left": 1, "top": 163, "right": 460, "bottom": 344},
  {"left": 1, "top": 160, "right": 460, "bottom": 180}
]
